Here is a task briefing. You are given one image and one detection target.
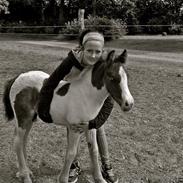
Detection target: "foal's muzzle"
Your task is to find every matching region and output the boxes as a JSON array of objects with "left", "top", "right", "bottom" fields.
[{"left": 121, "top": 98, "right": 134, "bottom": 112}]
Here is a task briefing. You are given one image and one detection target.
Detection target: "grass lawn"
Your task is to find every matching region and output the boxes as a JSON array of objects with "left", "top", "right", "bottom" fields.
[
  {"left": 105, "top": 36, "right": 183, "bottom": 53},
  {"left": 0, "top": 35, "right": 183, "bottom": 183},
  {"left": 1, "top": 33, "right": 183, "bottom": 53}
]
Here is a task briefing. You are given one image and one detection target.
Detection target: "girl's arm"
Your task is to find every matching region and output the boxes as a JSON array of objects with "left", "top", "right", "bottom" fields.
[{"left": 41, "top": 51, "right": 83, "bottom": 93}]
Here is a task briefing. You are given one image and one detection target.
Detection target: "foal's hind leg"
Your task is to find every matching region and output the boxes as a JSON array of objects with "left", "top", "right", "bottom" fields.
[
  {"left": 14, "top": 123, "right": 33, "bottom": 183},
  {"left": 13, "top": 87, "right": 38, "bottom": 183}
]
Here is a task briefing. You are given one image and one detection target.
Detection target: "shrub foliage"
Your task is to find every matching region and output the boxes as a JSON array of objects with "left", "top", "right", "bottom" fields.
[{"left": 61, "top": 15, "right": 126, "bottom": 41}]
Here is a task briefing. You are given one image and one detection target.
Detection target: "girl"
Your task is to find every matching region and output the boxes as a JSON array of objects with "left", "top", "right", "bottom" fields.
[{"left": 38, "top": 29, "right": 118, "bottom": 183}]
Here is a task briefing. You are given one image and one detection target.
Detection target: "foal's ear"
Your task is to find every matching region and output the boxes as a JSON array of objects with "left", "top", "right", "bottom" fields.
[
  {"left": 115, "top": 49, "right": 127, "bottom": 64},
  {"left": 106, "top": 50, "right": 115, "bottom": 66}
]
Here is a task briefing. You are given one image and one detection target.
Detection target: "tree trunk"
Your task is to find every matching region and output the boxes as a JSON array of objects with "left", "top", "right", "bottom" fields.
[
  {"left": 78, "top": 9, "right": 85, "bottom": 31},
  {"left": 92, "top": 0, "right": 96, "bottom": 17},
  {"left": 58, "top": 0, "right": 65, "bottom": 26},
  {"left": 78, "top": 0, "right": 85, "bottom": 31}
]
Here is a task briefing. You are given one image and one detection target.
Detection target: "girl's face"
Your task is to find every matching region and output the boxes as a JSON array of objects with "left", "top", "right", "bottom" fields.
[{"left": 82, "top": 40, "right": 103, "bottom": 66}]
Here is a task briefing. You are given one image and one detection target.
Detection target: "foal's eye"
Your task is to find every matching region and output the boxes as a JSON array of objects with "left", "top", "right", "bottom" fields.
[
  {"left": 108, "top": 76, "right": 114, "bottom": 81},
  {"left": 108, "top": 75, "right": 116, "bottom": 82},
  {"left": 107, "top": 73, "right": 114, "bottom": 80},
  {"left": 108, "top": 75, "right": 120, "bottom": 83}
]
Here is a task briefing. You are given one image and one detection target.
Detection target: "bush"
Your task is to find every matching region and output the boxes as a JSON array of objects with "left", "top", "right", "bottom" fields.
[
  {"left": 168, "top": 25, "right": 183, "bottom": 35},
  {"left": 144, "top": 18, "right": 168, "bottom": 34},
  {"left": 60, "top": 15, "right": 126, "bottom": 41},
  {"left": 126, "top": 13, "right": 142, "bottom": 35},
  {"left": 85, "top": 15, "right": 126, "bottom": 41},
  {"left": 0, "top": 21, "right": 57, "bottom": 34},
  {"left": 60, "top": 19, "right": 80, "bottom": 40}
]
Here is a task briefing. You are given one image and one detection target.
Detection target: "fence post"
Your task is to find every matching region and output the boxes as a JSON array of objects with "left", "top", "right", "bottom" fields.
[{"left": 78, "top": 9, "right": 85, "bottom": 31}]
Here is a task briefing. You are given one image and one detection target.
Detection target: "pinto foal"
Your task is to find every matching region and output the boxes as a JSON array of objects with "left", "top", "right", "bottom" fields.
[{"left": 3, "top": 50, "right": 134, "bottom": 183}]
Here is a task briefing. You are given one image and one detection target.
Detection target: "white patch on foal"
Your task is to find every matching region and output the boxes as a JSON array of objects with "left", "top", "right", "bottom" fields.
[
  {"left": 10, "top": 71, "right": 49, "bottom": 102},
  {"left": 50, "top": 68, "right": 108, "bottom": 126},
  {"left": 119, "top": 66, "right": 134, "bottom": 111},
  {"left": 10, "top": 71, "right": 49, "bottom": 128}
]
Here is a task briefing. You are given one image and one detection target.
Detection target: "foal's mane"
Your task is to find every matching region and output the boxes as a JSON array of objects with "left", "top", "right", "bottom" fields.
[{"left": 91, "top": 60, "right": 106, "bottom": 89}]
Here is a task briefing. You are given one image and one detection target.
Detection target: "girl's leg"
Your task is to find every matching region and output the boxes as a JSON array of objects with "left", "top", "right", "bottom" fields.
[
  {"left": 86, "top": 129, "right": 107, "bottom": 183},
  {"left": 97, "top": 126, "right": 110, "bottom": 165},
  {"left": 97, "top": 126, "right": 118, "bottom": 183}
]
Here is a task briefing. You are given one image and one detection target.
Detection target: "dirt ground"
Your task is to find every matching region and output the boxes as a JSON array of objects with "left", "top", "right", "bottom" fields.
[{"left": 0, "top": 36, "right": 183, "bottom": 183}]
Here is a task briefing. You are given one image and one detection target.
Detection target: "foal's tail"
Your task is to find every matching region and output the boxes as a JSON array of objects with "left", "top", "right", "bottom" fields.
[{"left": 3, "top": 76, "right": 18, "bottom": 121}]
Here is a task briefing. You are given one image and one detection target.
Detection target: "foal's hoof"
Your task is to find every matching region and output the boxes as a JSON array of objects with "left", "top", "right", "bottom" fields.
[
  {"left": 23, "top": 177, "right": 33, "bottom": 183},
  {"left": 16, "top": 169, "right": 33, "bottom": 178},
  {"left": 16, "top": 170, "right": 33, "bottom": 183},
  {"left": 94, "top": 178, "right": 107, "bottom": 183},
  {"left": 16, "top": 175, "right": 32, "bottom": 183},
  {"left": 57, "top": 176, "right": 65, "bottom": 183}
]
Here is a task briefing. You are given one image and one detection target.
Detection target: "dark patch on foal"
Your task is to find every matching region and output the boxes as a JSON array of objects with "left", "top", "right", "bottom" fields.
[
  {"left": 3, "top": 75, "right": 19, "bottom": 121},
  {"left": 56, "top": 83, "right": 70, "bottom": 96},
  {"left": 105, "top": 63, "right": 123, "bottom": 106},
  {"left": 70, "top": 123, "right": 87, "bottom": 134},
  {"left": 43, "top": 78, "right": 48, "bottom": 86},
  {"left": 14, "top": 87, "right": 39, "bottom": 129},
  {"left": 91, "top": 61, "right": 105, "bottom": 89}
]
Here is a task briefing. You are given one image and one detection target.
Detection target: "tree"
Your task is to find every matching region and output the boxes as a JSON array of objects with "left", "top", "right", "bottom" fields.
[
  {"left": 163, "top": 0, "right": 183, "bottom": 24},
  {"left": 0, "top": 0, "right": 9, "bottom": 14},
  {"left": 7, "top": 0, "right": 47, "bottom": 23},
  {"left": 58, "top": 0, "right": 65, "bottom": 25},
  {"left": 92, "top": 0, "right": 96, "bottom": 16}
]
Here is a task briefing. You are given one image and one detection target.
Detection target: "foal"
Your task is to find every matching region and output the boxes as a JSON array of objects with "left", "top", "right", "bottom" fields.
[{"left": 3, "top": 50, "right": 134, "bottom": 183}]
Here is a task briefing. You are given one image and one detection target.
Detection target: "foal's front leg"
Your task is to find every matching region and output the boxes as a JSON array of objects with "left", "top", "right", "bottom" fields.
[
  {"left": 86, "top": 129, "right": 107, "bottom": 183},
  {"left": 58, "top": 127, "right": 81, "bottom": 183}
]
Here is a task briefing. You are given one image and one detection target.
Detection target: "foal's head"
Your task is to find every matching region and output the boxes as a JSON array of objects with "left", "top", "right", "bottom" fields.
[{"left": 104, "top": 50, "right": 134, "bottom": 111}]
